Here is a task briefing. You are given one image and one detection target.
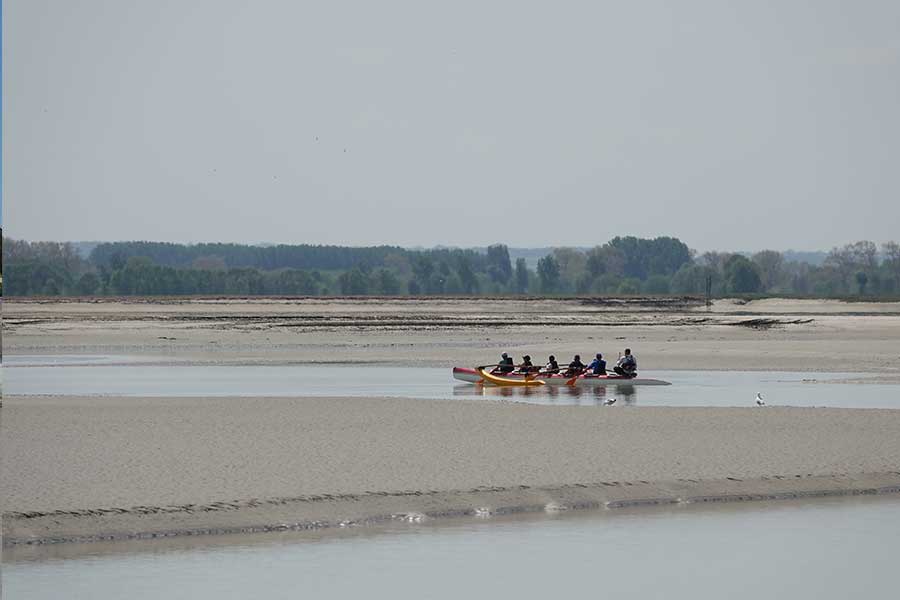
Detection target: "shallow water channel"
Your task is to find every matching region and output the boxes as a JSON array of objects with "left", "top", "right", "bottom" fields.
[
  {"left": 4, "top": 356, "right": 900, "bottom": 408},
  {"left": 5, "top": 495, "right": 900, "bottom": 600}
]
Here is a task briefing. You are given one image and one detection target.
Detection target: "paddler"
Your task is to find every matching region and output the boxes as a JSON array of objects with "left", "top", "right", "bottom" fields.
[
  {"left": 564, "top": 354, "right": 587, "bottom": 377},
  {"left": 586, "top": 353, "right": 607, "bottom": 376},
  {"left": 495, "top": 352, "right": 515, "bottom": 374},
  {"left": 613, "top": 348, "right": 637, "bottom": 377},
  {"left": 543, "top": 355, "right": 560, "bottom": 374},
  {"left": 517, "top": 355, "right": 536, "bottom": 374}
]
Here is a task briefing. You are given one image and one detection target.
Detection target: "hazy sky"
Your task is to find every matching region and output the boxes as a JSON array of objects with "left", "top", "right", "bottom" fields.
[{"left": 4, "top": 0, "right": 899, "bottom": 251}]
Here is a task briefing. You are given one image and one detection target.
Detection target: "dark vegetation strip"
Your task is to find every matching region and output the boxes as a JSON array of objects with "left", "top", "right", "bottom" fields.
[{"left": 4, "top": 237, "right": 899, "bottom": 300}]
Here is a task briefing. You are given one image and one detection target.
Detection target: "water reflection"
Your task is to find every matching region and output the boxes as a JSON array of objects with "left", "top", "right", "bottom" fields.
[
  {"left": 7, "top": 364, "right": 900, "bottom": 409},
  {"left": 617, "top": 385, "right": 637, "bottom": 404},
  {"left": 8, "top": 496, "right": 900, "bottom": 600},
  {"left": 453, "top": 383, "right": 639, "bottom": 406}
]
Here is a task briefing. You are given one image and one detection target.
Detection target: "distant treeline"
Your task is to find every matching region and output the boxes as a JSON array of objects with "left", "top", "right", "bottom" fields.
[
  {"left": 3, "top": 237, "right": 900, "bottom": 299},
  {"left": 88, "top": 242, "right": 414, "bottom": 272}
]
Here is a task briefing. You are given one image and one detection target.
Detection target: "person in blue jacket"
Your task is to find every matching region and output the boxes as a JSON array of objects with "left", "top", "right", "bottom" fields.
[{"left": 586, "top": 353, "right": 607, "bottom": 375}]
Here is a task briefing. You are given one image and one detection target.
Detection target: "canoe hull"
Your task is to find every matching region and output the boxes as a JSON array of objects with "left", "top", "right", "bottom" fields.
[
  {"left": 476, "top": 367, "right": 546, "bottom": 387},
  {"left": 452, "top": 367, "right": 670, "bottom": 386},
  {"left": 452, "top": 367, "right": 485, "bottom": 383}
]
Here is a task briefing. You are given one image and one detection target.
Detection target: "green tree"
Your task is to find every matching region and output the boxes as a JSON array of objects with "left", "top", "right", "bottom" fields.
[
  {"left": 882, "top": 241, "right": 900, "bottom": 289},
  {"left": 427, "top": 272, "right": 447, "bottom": 294},
  {"left": 486, "top": 244, "right": 512, "bottom": 285},
  {"left": 671, "top": 264, "right": 716, "bottom": 294},
  {"left": 593, "top": 273, "right": 623, "bottom": 293},
  {"left": 585, "top": 245, "right": 625, "bottom": 278},
  {"left": 643, "top": 275, "right": 671, "bottom": 294},
  {"left": 537, "top": 255, "right": 560, "bottom": 293},
  {"left": 338, "top": 268, "right": 370, "bottom": 295},
  {"left": 617, "top": 278, "right": 641, "bottom": 294},
  {"left": 784, "top": 261, "right": 812, "bottom": 295},
  {"left": 552, "top": 247, "right": 586, "bottom": 292},
  {"left": 575, "top": 273, "right": 594, "bottom": 294},
  {"left": 224, "top": 268, "right": 264, "bottom": 295},
  {"left": 751, "top": 250, "right": 784, "bottom": 291},
  {"left": 646, "top": 237, "right": 693, "bottom": 276},
  {"left": 411, "top": 255, "right": 434, "bottom": 292},
  {"left": 272, "top": 269, "right": 319, "bottom": 295},
  {"left": 724, "top": 255, "right": 762, "bottom": 294},
  {"left": 608, "top": 236, "right": 692, "bottom": 279},
  {"left": 456, "top": 255, "right": 479, "bottom": 294},
  {"left": 825, "top": 241, "right": 877, "bottom": 291},
  {"left": 443, "top": 273, "right": 463, "bottom": 294},
  {"left": 855, "top": 271, "right": 868, "bottom": 295},
  {"left": 374, "top": 269, "right": 402, "bottom": 295},
  {"left": 514, "top": 258, "right": 529, "bottom": 294}
]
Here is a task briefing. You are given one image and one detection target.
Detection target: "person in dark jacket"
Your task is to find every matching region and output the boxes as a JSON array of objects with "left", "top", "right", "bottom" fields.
[
  {"left": 543, "top": 355, "right": 560, "bottom": 374},
  {"left": 517, "top": 355, "right": 536, "bottom": 374},
  {"left": 564, "top": 354, "right": 587, "bottom": 377},
  {"left": 495, "top": 352, "right": 515, "bottom": 374}
]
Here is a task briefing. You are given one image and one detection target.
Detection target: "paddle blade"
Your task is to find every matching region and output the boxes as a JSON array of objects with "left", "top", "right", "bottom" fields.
[{"left": 566, "top": 375, "right": 578, "bottom": 386}]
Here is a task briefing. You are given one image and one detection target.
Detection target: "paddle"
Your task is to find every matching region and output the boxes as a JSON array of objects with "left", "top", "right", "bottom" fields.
[
  {"left": 478, "top": 363, "right": 540, "bottom": 381},
  {"left": 480, "top": 362, "right": 537, "bottom": 377},
  {"left": 565, "top": 366, "right": 586, "bottom": 385}
]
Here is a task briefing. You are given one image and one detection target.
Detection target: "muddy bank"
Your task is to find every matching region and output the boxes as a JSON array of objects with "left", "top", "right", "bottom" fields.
[
  {"left": 4, "top": 297, "right": 900, "bottom": 373},
  {"left": 7, "top": 473, "right": 900, "bottom": 547}
]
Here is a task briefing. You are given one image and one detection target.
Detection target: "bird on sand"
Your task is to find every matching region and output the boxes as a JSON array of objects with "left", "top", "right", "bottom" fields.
[
  {"left": 755, "top": 393, "right": 766, "bottom": 406},
  {"left": 604, "top": 398, "right": 617, "bottom": 406}
]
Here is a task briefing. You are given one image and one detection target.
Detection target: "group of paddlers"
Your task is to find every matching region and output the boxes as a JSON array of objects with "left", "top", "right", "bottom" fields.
[{"left": 492, "top": 348, "right": 638, "bottom": 378}]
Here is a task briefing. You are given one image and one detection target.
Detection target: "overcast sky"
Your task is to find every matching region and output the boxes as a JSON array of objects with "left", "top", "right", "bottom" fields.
[{"left": 4, "top": 0, "right": 899, "bottom": 251}]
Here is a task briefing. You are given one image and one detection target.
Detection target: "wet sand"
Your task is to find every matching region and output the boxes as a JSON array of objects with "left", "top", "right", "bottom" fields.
[
  {"left": 3, "top": 297, "right": 900, "bottom": 546},
  {"left": 4, "top": 395, "right": 900, "bottom": 544},
  {"left": 5, "top": 297, "right": 900, "bottom": 373}
]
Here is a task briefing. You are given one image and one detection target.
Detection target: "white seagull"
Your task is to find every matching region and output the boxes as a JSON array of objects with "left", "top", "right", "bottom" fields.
[
  {"left": 755, "top": 393, "right": 766, "bottom": 406},
  {"left": 604, "top": 398, "right": 617, "bottom": 406}
]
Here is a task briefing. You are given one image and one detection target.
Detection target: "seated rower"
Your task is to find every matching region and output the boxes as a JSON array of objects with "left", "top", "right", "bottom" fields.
[
  {"left": 543, "top": 355, "right": 560, "bottom": 374},
  {"left": 517, "top": 355, "right": 536, "bottom": 374},
  {"left": 495, "top": 352, "right": 515, "bottom": 374},
  {"left": 613, "top": 348, "right": 637, "bottom": 377},
  {"left": 586, "top": 353, "right": 607, "bottom": 376},
  {"left": 564, "top": 354, "right": 587, "bottom": 377}
]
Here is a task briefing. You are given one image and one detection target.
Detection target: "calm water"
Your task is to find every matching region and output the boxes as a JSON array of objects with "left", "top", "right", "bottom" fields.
[
  {"left": 5, "top": 495, "right": 900, "bottom": 600},
  {"left": 4, "top": 356, "right": 899, "bottom": 408}
]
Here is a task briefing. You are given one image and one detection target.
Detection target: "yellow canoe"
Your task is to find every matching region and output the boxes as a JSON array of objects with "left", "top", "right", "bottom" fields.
[{"left": 477, "top": 367, "right": 546, "bottom": 387}]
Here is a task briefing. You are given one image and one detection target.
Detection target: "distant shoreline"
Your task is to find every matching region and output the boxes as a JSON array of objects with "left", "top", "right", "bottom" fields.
[
  {"left": 5, "top": 297, "right": 900, "bottom": 373},
  {"left": 6, "top": 293, "right": 900, "bottom": 303}
]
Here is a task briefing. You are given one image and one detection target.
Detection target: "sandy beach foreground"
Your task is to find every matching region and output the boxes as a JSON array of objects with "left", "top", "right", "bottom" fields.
[{"left": 4, "top": 395, "right": 900, "bottom": 545}]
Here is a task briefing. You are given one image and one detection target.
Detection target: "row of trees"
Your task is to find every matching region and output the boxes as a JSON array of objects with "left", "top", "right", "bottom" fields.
[
  {"left": 669, "top": 241, "right": 900, "bottom": 297},
  {"left": 88, "top": 241, "right": 411, "bottom": 271},
  {"left": 3, "top": 237, "right": 899, "bottom": 298}
]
